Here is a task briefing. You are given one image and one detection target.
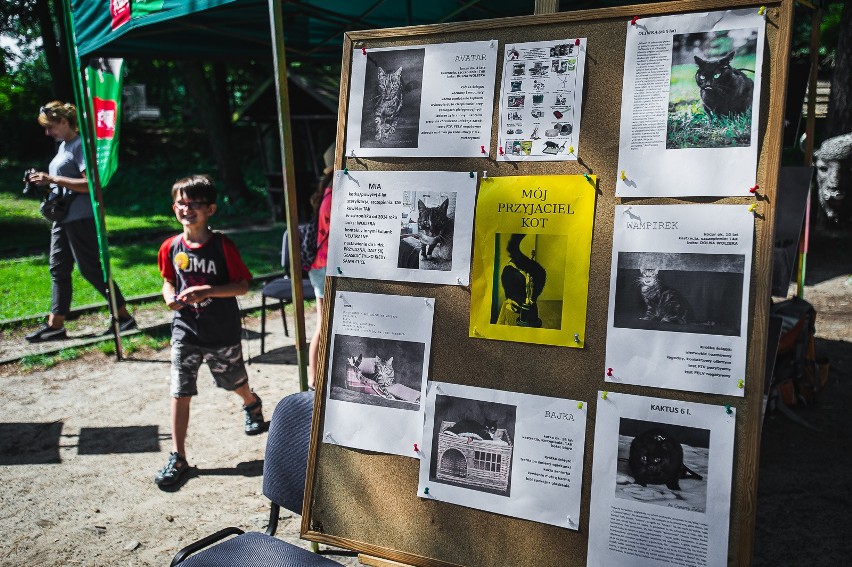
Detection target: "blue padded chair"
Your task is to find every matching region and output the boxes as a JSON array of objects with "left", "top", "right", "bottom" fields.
[
  {"left": 259, "top": 229, "right": 316, "bottom": 354},
  {"left": 170, "top": 391, "right": 343, "bottom": 567}
]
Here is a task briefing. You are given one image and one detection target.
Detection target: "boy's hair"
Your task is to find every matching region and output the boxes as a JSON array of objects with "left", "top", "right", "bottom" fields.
[{"left": 171, "top": 174, "right": 217, "bottom": 204}]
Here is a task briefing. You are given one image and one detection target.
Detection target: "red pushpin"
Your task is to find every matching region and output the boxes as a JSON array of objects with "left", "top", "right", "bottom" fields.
[
  {"left": 749, "top": 184, "right": 759, "bottom": 193},
  {"left": 361, "top": 47, "right": 366, "bottom": 55},
  {"left": 630, "top": 16, "right": 639, "bottom": 25},
  {"left": 606, "top": 368, "right": 613, "bottom": 377},
  {"left": 498, "top": 146, "right": 504, "bottom": 155},
  {"left": 413, "top": 444, "right": 419, "bottom": 452},
  {"left": 481, "top": 145, "right": 486, "bottom": 154},
  {"left": 575, "top": 38, "right": 580, "bottom": 46}
]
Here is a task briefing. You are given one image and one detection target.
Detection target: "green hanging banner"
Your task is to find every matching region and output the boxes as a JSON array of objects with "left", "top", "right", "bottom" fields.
[
  {"left": 132, "top": 0, "right": 165, "bottom": 19},
  {"left": 85, "top": 58, "right": 124, "bottom": 187}
]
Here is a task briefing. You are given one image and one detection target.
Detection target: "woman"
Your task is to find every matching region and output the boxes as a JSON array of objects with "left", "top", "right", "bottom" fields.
[
  {"left": 307, "top": 162, "right": 333, "bottom": 389},
  {"left": 24, "top": 101, "right": 135, "bottom": 342}
]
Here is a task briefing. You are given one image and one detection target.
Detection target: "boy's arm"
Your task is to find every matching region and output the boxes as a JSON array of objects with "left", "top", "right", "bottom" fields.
[
  {"left": 177, "top": 280, "right": 249, "bottom": 304},
  {"left": 163, "top": 279, "right": 185, "bottom": 311}
]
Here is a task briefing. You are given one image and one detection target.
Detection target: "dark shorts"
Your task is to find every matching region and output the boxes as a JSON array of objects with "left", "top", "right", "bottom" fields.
[{"left": 170, "top": 341, "right": 248, "bottom": 397}]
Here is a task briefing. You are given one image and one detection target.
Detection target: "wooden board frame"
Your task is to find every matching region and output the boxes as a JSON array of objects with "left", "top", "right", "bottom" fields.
[{"left": 303, "top": 2, "right": 793, "bottom": 566}]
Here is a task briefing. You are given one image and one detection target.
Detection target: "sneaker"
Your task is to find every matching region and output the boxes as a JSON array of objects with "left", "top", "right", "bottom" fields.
[
  {"left": 102, "top": 316, "right": 138, "bottom": 336},
  {"left": 155, "top": 452, "right": 189, "bottom": 486},
  {"left": 25, "top": 324, "right": 68, "bottom": 343},
  {"left": 243, "top": 393, "right": 267, "bottom": 436}
]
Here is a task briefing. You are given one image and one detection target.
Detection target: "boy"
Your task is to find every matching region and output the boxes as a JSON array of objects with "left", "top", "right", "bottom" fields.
[{"left": 154, "top": 174, "right": 265, "bottom": 487}]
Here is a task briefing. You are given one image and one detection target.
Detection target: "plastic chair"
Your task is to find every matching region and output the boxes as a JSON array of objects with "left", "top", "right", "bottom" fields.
[
  {"left": 260, "top": 229, "right": 315, "bottom": 354},
  {"left": 170, "top": 391, "right": 343, "bottom": 566}
]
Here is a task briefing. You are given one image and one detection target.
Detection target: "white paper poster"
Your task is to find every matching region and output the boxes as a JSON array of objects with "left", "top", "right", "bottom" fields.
[
  {"left": 417, "top": 382, "right": 587, "bottom": 530},
  {"left": 346, "top": 41, "right": 498, "bottom": 157},
  {"left": 497, "top": 39, "right": 587, "bottom": 161},
  {"left": 605, "top": 205, "right": 754, "bottom": 396},
  {"left": 616, "top": 9, "right": 765, "bottom": 197},
  {"left": 587, "top": 392, "right": 735, "bottom": 567},
  {"left": 326, "top": 170, "right": 476, "bottom": 285},
  {"left": 323, "top": 291, "right": 433, "bottom": 457}
]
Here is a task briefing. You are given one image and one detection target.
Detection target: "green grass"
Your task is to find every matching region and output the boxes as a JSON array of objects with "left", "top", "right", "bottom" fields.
[
  {"left": 0, "top": 226, "right": 284, "bottom": 320},
  {"left": 18, "top": 328, "right": 172, "bottom": 371}
]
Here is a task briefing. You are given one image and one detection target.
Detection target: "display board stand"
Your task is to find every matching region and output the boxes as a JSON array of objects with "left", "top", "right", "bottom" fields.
[{"left": 302, "top": 2, "right": 793, "bottom": 566}]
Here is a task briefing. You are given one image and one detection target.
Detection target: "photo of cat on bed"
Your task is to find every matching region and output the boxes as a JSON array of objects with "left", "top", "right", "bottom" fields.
[
  {"left": 613, "top": 251, "right": 745, "bottom": 336},
  {"left": 328, "top": 334, "right": 425, "bottom": 411},
  {"left": 397, "top": 192, "right": 455, "bottom": 271},
  {"left": 359, "top": 48, "right": 425, "bottom": 148},
  {"left": 615, "top": 418, "right": 710, "bottom": 513},
  {"left": 429, "top": 395, "right": 517, "bottom": 497},
  {"left": 666, "top": 28, "right": 758, "bottom": 150}
]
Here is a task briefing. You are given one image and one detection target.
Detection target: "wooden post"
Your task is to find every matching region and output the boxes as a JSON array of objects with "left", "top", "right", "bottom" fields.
[
  {"left": 534, "top": 0, "right": 559, "bottom": 15},
  {"left": 268, "top": 0, "right": 309, "bottom": 391}
]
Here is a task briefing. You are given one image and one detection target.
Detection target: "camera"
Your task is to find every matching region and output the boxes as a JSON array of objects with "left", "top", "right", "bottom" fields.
[{"left": 22, "top": 168, "right": 40, "bottom": 197}]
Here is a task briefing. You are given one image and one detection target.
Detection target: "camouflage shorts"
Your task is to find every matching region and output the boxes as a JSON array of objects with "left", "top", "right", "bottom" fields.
[{"left": 170, "top": 341, "right": 248, "bottom": 397}]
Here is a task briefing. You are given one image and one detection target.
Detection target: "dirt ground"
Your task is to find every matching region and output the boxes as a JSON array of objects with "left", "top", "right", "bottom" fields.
[{"left": 0, "top": 230, "right": 849, "bottom": 566}]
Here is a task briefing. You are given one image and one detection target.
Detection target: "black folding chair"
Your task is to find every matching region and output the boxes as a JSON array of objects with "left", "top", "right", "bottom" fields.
[
  {"left": 260, "top": 229, "right": 315, "bottom": 354},
  {"left": 170, "top": 391, "right": 343, "bottom": 566}
]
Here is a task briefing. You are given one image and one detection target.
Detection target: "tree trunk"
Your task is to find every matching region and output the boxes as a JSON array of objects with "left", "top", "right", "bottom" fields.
[
  {"left": 178, "top": 61, "right": 249, "bottom": 202},
  {"left": 825, "top": 1, "right": 852, "bottom": 139},
  {"left": 37, "top": 0, "right": 72, "bottom": 100}
]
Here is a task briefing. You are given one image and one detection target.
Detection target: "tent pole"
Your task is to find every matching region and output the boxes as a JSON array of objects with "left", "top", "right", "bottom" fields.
[
  {"left": 268, "top": 0, "right": 309, "bottom": 392},
  {"left": 60, "top": 0, "right": 123, "bottom": 360},
  {"left": 797, "top": 4, "right": 822, "bottom": 299}
]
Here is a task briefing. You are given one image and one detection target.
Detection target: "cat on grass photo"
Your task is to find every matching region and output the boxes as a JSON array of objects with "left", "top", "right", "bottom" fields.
[{"left": 666, "top": 29, "right": 758, "bottom": 150}]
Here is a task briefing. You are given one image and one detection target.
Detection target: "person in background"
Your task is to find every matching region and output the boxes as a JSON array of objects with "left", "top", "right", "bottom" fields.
[
  {"left": 24, "top": 101, "right": 135, "bottom": 343},
  {"left": 155, "top": 174, "right": 264, "bottom": 487},
  {"left": 307, "top": 148, "right": 334, "bottom": 390}
]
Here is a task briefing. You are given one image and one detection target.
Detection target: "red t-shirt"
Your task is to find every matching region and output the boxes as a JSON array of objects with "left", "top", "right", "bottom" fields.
[
  {"left": 158, "top": 232, "right": 252, "bottom": 346},
  {"left": 311, "top": 186, "right": 332, "bottom": 270}
]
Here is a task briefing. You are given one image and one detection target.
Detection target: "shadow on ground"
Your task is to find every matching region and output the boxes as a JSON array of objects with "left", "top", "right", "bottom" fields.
[{"left": 753, "top": 337, "right": 852, "bottom": 565}]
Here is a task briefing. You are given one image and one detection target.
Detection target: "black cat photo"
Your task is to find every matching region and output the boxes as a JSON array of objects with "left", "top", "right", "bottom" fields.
[
  {"left": 489, "top": 233, "right": 567, "bottom": 330},
  {"left": 429, "top": 394, "right": 517, "bottom": 497},
  {"left": 667, "top": 29, "right": 759, "bottom": 149},
  {"left": 397, "top": 192, "right": 455, "bottom": 271},
  {"left": 616, "top": 419, "right": 710, "bottom": 512}
]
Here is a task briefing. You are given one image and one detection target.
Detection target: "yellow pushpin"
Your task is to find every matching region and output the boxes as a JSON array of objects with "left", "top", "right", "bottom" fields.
[
  {"left": 737, "top": 379, "right": 745, "bottom": 389},
  {"left": 620, "top": 170, "right": 627, "bottom": 181},
  {"left": 602, "top": 391, "right": 608, "bottom": 400},
  {"left": 747, "top": 203, "right": 758, "bottom": 213},
  {"left": 758, "top": 6, "right": 766, "bottom": 15},
  {"left": 577, "top": 402, "right": 583, "bottom": 409},
  {"left": 568, "top": 145, "right": 575, "bottom": 154}
]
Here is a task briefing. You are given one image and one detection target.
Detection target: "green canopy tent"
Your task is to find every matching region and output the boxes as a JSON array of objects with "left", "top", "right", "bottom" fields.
[{"left": 66, "top": 0, "right": 638, "bottom": 382}]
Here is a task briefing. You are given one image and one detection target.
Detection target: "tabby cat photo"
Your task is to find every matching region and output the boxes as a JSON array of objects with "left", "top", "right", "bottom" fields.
[{"left": 359, "top": 48, "right": 425, "bottom": 149}]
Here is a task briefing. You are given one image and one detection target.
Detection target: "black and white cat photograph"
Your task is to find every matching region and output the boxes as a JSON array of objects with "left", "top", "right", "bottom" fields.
[
  {"left": 666, "top": 29, "right": 758, "bottom": 150},
  {"left": 613, "top": 251, "right": 745, "bottom": 336},
  {"left": 359, "top": 48, "right": 425, "bottom": 149},
  {"left": 429, "top": 394, "right": 517, "bottom": 497},
  {"left": 397, "top": 192, "right": 455, "bottom": 271},
  {"left": 328, "top": 334, "right": 425, "bottom": 411},
  {"left": 615, "top": 418, "right": 709, "bottom": 513},
  {"left": 490, "top": 233, "right": 565, "bottom": 330}
]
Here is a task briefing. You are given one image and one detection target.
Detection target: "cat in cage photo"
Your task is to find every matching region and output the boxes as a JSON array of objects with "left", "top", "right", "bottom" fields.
[{"left": 359, "top": 48, "right": 425, "bottom": 148}]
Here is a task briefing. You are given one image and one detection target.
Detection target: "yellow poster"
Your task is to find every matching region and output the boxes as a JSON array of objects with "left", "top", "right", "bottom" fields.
[{"left": 469, "top": 175, "right": 596, "bottom": 347}]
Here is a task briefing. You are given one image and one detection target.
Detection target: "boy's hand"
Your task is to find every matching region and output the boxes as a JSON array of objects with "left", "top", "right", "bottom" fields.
[
  {"left": 177, "top": 285, "right": 211, "bottom": 305},
  {"left": 167, "top": 296, "right": 189, "bottom": 310}
]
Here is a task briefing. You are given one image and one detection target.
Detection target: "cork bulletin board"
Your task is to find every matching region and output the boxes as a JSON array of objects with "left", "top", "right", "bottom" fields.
[{"left": 302, "top": 1, "right": 794, "bottom": 566}]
